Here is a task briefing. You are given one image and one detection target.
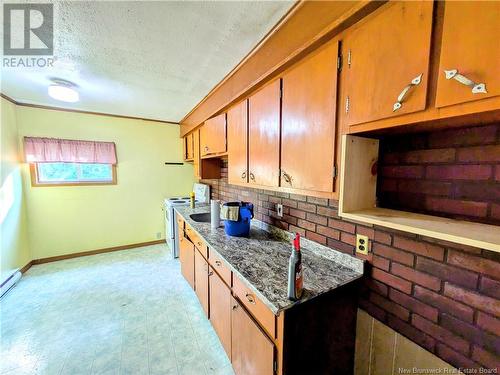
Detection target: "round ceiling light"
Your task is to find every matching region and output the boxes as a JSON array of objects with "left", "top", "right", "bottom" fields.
[{"left": 48, "top": 79, "right": 79, "bottom": 103}]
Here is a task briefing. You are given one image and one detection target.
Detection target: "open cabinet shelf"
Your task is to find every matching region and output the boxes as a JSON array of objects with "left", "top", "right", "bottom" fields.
[{"left": 339, "top": 135, "right": 500, "bottom": 253}]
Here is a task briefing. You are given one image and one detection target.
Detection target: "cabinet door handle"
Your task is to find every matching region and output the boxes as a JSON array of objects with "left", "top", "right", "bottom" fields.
[
  {"left": 393, "top": 74, "right": 423, "bottom": 112},
  {"left": 215, "top": 260, "right": 222, "bottom": 267},
  {"left": 197, "top": 241, "right": 203, "bottom": 248},
  {"left": 208, "top": 271, "right": 214, "bottom": 276},
  {"left": 241, "top": 171, "right": 246, "bottom": 179},
  {"left": 232, "top": 304, "right": 239, "bottom": 310},
  {"left": 281, "top": 170, "right": 292, "bottom": 185},
  {"left": 249, "top": 172, "right": 255, "bottom": 181},
  {"left": 245, "top": 293, "right": 256, "bottom": 305},
  {"left": 444, "top": 69, "right": 487, "bottom": 94},
  {"left": 204, "top": 146, "right": 209, "bottom": 152}
]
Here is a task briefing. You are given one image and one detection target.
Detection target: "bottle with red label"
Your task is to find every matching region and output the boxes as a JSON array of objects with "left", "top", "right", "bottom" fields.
[{"left": 287, "top": 233, "right": 303, "bottom": 300}]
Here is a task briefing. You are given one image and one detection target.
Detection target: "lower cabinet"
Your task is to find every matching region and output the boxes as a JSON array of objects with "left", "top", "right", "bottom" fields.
[
  {"left": 231, "top": 296, "right": 275, "bottom": 375},
  {"left": 179, "top": 233, "right": 195, "bottom": 289},
  {"left": 194, "top": 248, "right": 210, "bottom": 317},
  {"left": 209, "top": 268, "right": 232, "bottom": 359}
]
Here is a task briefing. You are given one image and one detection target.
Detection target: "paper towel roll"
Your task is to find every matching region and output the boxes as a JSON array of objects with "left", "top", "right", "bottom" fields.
[{"left": 211, "top": 200, "right": 220, "bottom": 229}]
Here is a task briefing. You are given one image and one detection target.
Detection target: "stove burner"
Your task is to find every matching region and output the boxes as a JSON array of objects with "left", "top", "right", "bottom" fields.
[{"left": 171, "top": 200, "right": 186, "bottom": 204}]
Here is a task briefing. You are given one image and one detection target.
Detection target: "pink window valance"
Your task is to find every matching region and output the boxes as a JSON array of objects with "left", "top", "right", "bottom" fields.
[{"left": 24, "top": 137, "right": 117, "bottom": 164}]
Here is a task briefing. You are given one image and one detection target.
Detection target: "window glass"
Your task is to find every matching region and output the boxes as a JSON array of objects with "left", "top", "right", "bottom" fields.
[{"left": 36, "top": 163, "right": 113, "bottom": 184}]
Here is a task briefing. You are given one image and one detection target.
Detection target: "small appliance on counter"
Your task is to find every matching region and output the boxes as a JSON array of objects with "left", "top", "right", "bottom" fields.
[
  {"left": 220, "top": 201, "right": 254, "bottom": 237},
  {"left": 164, "top": 183, "right": 210, "bottom": 258}
]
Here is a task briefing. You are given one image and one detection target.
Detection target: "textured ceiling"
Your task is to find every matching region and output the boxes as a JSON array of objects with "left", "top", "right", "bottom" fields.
[{"left": 1, "top": 1, "right": 294, "bottom": 122}]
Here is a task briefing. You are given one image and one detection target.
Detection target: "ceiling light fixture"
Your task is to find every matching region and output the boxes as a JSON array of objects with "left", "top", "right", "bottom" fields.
[{"left": 48, "top": 79, "right": 79, "bottom": 103}]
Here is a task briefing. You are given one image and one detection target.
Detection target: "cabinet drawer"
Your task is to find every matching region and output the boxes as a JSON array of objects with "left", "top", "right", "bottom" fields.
[
  {"left": 233, "top": 275, "right": 275, "bottom": 339},
  {"left": 208, "top": 250, "right": 232, "bottom": 287},
  {"left": 185, "top": 224, "right": 208, "bottom": 258}
]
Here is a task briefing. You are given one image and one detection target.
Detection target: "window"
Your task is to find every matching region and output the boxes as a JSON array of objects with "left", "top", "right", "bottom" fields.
[{"left": 30, "top": 162, "right": 116, "bottom": 186}]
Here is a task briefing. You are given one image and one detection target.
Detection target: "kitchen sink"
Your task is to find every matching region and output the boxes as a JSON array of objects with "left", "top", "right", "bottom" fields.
[{"left": 190, "top": 213, "right": 211, "bottom": 223}]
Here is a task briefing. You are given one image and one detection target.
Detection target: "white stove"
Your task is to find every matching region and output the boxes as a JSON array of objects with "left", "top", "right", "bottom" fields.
[{"left": 164, "top": 183, "right": 210, "bottom": 257}]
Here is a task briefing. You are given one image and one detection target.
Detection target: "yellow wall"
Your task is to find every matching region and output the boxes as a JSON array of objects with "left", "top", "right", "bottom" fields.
[
  {"left": 15, "top": 106, "right": 194, "bottom": 260},
  {"left": 0, "top": 98, "right": 31, "bottom": 280}
]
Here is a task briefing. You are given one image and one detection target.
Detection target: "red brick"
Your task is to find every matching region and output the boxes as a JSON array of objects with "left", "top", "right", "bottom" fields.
[
  {"left": 471, "top": 346, "right": 500, "bottom": 370},
  {"left": 365, "top": 279, "right": 388, "bottom": 296},
  {"left": 356, "top": 226, "right": 375, "bottom": 239},
  {"left": 380, "top": 178, "right": 398, "bottom": 192},
  {"left": 288, "top": 225, "right": 305, "bottom": 237},
  {"left": 457, "top": 144, "right": 500, "bottom": 163},
  {"left": 269, "top": 196, "right": 282, "bottom": 204},
  {"left": 436, "top": 343, "right": 479, "bottom": 370},
  {"left": 454, "top": 182, "right": 500, "bottom": 202},
  {"left": 289, "top": 193, "right": 307, "bottom": 202},
  {"left": 296, "top": 219, "right": 315, "bottom": 232},
  {"left": 316, "top": 225, "right": 340, "bottom": 240},
  {"left": 306, "top": 196, "right": 329, "bottom": 206},
  {"left": 414, "top": 285, "right": 474, "bottom": 323},
  {"left": 305, "top": 212, "right": 327, "bottom": 226},
  {"left": 340, "top": 232, "right": 356, "bottom": 246},
  {"left": 328, "top": 199, "right": 338, "bottom": 208},
  {"left": 372, "top": 255, "right": 390, "bottom": 271},
  {"left": 416, "top": 257, "right": 478, "bottom": 289},
  {"left": 496, "top": 166, "right": 500, "bottom": 182},
  {"left": 359, "top": 299, "right": 387, "bottom": 322},
  {"left": 397, "top": 180, "right": 452, "bottom": 196},
  {"left": 389, "top": 289, "right": 438, "bottom": 322},
  {"left": 327, "top": 238, "right": 354, "bottom": 254},
  {"left": 374, "top": 230, "right": 392, "bottom": 245},
  {"left": 372, "top": 268, "right": 412, "bottom": 294},
  {"left": 297, "top": 202, "right": 316, "bottom": 213},
  {"left": 387, "top": 315, "right": 435, "bottom": 353},
  {"left": 440, "top": 314, "right": 500, "bottom": 355},
  {"left": 425, "top": 197, "right": 488, "bottom": 218},
  {"left": 281, "top": 198, "right": 297, "bottom": 208},
  {"left": 383, "top": 152, "right": 400, "bottom": 164},
  {"left": 370, "top": 292, "right": 410, "bottom": 321},
  {"left": 447, "top": 250, "right": 500, "bottom": 280},
  {"left": 402, "top": 148, "right": 456, "bottom": 164},
  {"left": 477, "top": 312, "right": 500, "bottom": 336},
  {"left": 444, "top": 283, "right": 500, "bottom": 318},
  {"left": 419, "top": 236, "right": 482, "bottom": 255},
  {"left": 412, "top": 315, "right": 470, "bottom": 354},
  {"left": 328, "top": 219, "right": 355, "bottom": 234},
  {"left": 492, "top": 203, "right": 500, "bottom": 220},
  {"left": 289, "top": 208, "right": 306, "bottom": 219},
  {"left": 428, "top": 125, "right": 497, "bottom": 148},
  {"left": 306, "top": 231, "right": 326, "bottom": 245},
  {"left": 391, "top": 263, "right": 441, "bottom": 291},
  {"left": 373, "top": 243, "right": 414, "bottom": 266},
  {"left": 426, "top": 165, "right": 492, "bottom": 180},
  {"left": 316, "top": 206, "right": 337, "bottom": 217},
  {"left": 480, "top": 277, "right": 500, "bottom": 299},
  {"left": 382, "top": 166, "right": 424, "bottom": 179},
  {"left": 393, "top": 237, "right": 445, "bottom": 261}
]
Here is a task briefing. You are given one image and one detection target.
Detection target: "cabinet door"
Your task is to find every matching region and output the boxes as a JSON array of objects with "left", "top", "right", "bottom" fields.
[
  {"left": 194, "top": 249, "right": 209, "bottom": 317},
  {"left": 227, "top": 100, "right": 248, "bottom": 185},
  {"left": 342, "top": 1, "right": 433, "bottom": 126},
  {"left": 200, "top": 113, "right": 227, "bottom": 156},
  {"left": 281, "top": 40, "right": 338, "bottom": 193},
  {"left": 184, "top": 133, "right": 194, "bottom": 160},
  {"left": 248, "top": 80, "right": 281, "bottom": 187},
  {"left": 179, "top": 235, "right": 195, "bottom": 289},
  {"left": 231, "top": 297, "right": 274, "bottom": 375},
  {"left": 435, "top": 2, "right": 499, "bottom": 108},
  {"left": 209, "top": 268, "right": 231, "bottom": 359}
]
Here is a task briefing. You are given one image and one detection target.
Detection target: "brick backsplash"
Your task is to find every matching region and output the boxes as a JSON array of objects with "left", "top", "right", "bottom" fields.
[
  {"left": 378, "top": 124, "right": 500, "bottom": 225},
  {"left": 201, "top": 148, "right": 500, "bottom": 370}
]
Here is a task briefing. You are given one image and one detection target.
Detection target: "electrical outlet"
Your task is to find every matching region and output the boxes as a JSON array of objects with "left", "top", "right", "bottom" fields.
[
  {"left": 276, "top": 204, "right": 283, "bottom": 218},
  {"left": 356, "top": 234, "right": 369, "bottom": 255},
  {"left": 156, "top": 232, "right": 162, "bottom": 239}
]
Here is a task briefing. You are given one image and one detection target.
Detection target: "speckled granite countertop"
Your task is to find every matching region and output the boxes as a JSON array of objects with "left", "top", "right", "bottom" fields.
[{"left": 174, "top": 205, "right": 364, "bottom": 314}]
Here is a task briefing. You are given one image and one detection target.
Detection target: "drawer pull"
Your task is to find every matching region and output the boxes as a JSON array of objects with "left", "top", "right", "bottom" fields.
[
  {"left": 215, "top": 260, "right": 222, "bottom": 267},
  {"left": 444, "top": 69, "right": 487, "bottom": 94},
  {"left": 245, "top": 293, "right": 256, "bottom": 305},
  {"left": 393, "top": 74, "right": 422, "bottom": 112},
  {"left": 241, "top": 171, "right": 247, "bottom": 179}
]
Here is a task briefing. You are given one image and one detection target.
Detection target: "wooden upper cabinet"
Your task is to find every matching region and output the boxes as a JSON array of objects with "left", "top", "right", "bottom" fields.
[
  {"left": 200, "top": 113, "right": 227, "bottom": 156},
  {"left": 209, "top": 268, "right": 232, "bottom": 359},
  {"left": 435, "top": 2, "right": 499, "bottom": 108},
  {"left": 227, "top": 100, "right": 248, "bottom": 185},
  {"left": 342, "top": 1, "right": 433, "bottom": 126},
  {"left": 248, "top": 80, "right": 281, "bottom": 187},
  {"left": 231, "top": 296, "right": 274, "bottom": 375},
  {"left": 281, "top": 40, "right": 339, "bottom": 193},
  {"left": 194, "top": 249, "right": 209, "bottom": 317},
  {"left": 192, "top": 129, "right": 200, "bottom": 178},
  {"left": 184, "top": 132, "right": 194, "bottom": 161}
]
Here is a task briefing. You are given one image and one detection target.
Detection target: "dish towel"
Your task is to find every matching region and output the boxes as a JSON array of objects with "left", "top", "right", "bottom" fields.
[{"left": 220, "top": 206, "right": 239, "bottom": 221}]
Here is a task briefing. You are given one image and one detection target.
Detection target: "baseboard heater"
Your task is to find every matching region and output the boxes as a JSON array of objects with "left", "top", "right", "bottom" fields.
[{"left": 0, "top": 270, "right": 22, "bottom": 298}]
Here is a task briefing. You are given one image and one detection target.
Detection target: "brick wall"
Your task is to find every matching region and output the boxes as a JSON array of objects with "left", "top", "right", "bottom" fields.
[
  {"left": 378, "top": 124, "right": 500, "bottom": 225},
  {"left": 202, "top": 152, "right": 500, "bottom": 370}
]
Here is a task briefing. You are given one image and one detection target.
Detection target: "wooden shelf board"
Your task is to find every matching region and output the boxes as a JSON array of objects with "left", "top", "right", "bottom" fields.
[
  {"left": 340, "top": 207, "right": 500, "bottom": 253},
  {"left": 201, "top": 152, "right": 228, "bottom": 160}
]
